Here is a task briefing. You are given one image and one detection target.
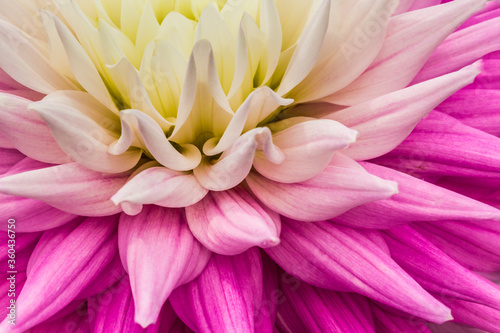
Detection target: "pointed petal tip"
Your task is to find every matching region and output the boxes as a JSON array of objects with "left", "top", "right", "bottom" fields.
[
  {"left": 134, "top": 311, "right": 159, "bottom": 329},
  {"left": 261, "top": 236, "right": 280, "bottom": 248}
]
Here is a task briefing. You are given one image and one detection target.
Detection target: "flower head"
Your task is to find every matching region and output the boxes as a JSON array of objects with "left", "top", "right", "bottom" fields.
[{"left": 1, "top": 0, "right": 500, "bottom": 332}]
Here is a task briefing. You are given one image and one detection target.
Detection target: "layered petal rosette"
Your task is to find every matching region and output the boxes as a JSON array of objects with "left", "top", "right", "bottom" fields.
[{"left": 1, "top": 0, "right": 500, "bottom": 332}]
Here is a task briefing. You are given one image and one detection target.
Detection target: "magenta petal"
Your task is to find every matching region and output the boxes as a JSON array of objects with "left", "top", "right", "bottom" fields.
[
  {"left": 76, "top": 252, "right": 126, "bottom": 299},
  {"left": 333, "top": 163, "right": 500, "bottom": 228},
  {"left": 277, "top": 278, "right": 375, "bottom": 332},
  {"left": 265, "top": 219, "right": 452, "bottom": 323},
  {"left": 170, "top": 249, "right": 264, "bottom": 333},
  {"left": 31, "top": 308, "right": 90, "bottom": 333},
  {"left": 435, "top": 296, "right": 500, "bottom": 333},
  {"left": 185, "top": 187, "right": 281, "bottom": 255},
  {"left": 413, "top": 221, "right": 500, "bottom": 273},
  {"left": 255, "top": 254, "right": 279, "bottom": 333},
  {"left": 370, "top": 303, "right": 431, "bottom": 333},
  {"left": 384, "top": 225, "right": 500, "bottom": 310},
  {"left": 373, "top": 111, "right": 500, "bottom": 179},
  {"left": 90, "top": 275, "right": 161, "bottom": 333},
  {"left": 0, "top": 216, "right": 119, "bottom": 332},
  {"left": 0, "top": 148, "right": 24, "bottom": 175},
  {"left": 247, "top": 153, "right": 398, "bottom": 222},
  {"left": 0, "top": 162, "right": 129, "bottom": 216},
  {"left": 119, "top": 206, "right": 211, "bottom": 327}
]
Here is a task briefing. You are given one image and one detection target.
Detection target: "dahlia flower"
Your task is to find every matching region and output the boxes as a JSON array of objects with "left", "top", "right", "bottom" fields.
[{"left": 0, "top": 0, "right": 500, "bottom": 331}]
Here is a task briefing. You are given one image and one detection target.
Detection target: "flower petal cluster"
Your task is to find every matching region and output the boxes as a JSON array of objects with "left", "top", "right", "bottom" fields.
[{"left": 0, "top": 0, "right": 500, "bottom": 332}]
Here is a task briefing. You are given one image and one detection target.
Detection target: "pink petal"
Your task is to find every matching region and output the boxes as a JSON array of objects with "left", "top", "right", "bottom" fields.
[
  {"left": 0, "top": 162, "right": 129, "bottom": 216},
  {"left": 0, "top": 132, "right": 14, "bottom": 149},
  {"left": 254, "top": 119, "right": 358, "bottom": 183},
  {"left": 194, "top": 127, "right": 283, "bottom": 191},
  {"left": 265, "top": 218, "right": 452, "bottom": 323},
  {"left": 118, "top": 206, "right": 211, "bottom": 327},
  {"left": 277, "top": 280, "right": 375, "bottom": 332},
  {"left": 31, "top": 309, "right": 90, "bottom": 333},
  {"left": 0, "top": 93, "right": 71, "bottom": 164},
  {"left": 31, "top": 100, "right": 142, "bottom": 173},
  {"left": 372, "top": 111, "right": 500, "bottom": 178},
  {"left": 111, "top": 166, "right": 208, "bottom": 215},
  {"left": 384, "top": 225, "right": 500, "bottom": 309},
  {"left": 327, "top": 0, "right": 485, "bottom": 105},
  {"left": 0, "top": 216, "right": 119, "bottom": 332},
  {"left": 414, "top": 12, "right": 500, "bottom": 83},
  {"left": 90, "top": 275, "right": 161, "bottom": 333},
  {"left": 324, "top": 62, "right": 480, "bottom": 160},
  {"left": 333, "top": 163, "right": 500, "bottom": 228},
  {"left": 185, "top": 187, "right": 281, "bottom": 255},
  {"left": 247, "top": 153, "right": 398, "bottom": 222},
  {"left": 256, "top": 253, "right": 280, "bottom": 333},
  {"left": 170, "top": 249, "right": 264, "bottom": 333},
  {"left": 0, "top": 194, "right": 77, "bottom": 232}
]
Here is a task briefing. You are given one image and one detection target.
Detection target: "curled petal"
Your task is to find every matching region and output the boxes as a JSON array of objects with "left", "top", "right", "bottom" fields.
[
  {"left": 247, "top": 153, "right": 398, "bottom": 222},
  {"left": 194, "top": 127, "right": 283, "bottom": 191},
  {"left": 185, "top": 187, "right": 281, "bottom": 255},
  {"left": 265, "top": 219, "right": 452, "bottom": 323},
  {"left": 170, "top": 249, "right": 264, "bottom": 333},
  {"left": 118, "top": 206, "right": 211, "bottom": 327},
  {"left": 110, "top": 109, "right": 201, "bottom": 171},
  {"left": 31, "top": 100, "right": 142, "bottom": 173},
  {"left": 0, "top": 162, "right": 129, "bottom": 216},
  {"left": 254, "top": 119, "right": 358, "bottom": 183},
  {"left": 111, "top": 167, "right": 208, "bottom": 215}
]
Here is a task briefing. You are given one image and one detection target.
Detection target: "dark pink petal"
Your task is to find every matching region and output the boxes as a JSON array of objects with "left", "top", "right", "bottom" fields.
[
  {"left": 327, "top": 0, "right": 484, "bottom": 105},
  {"left": 437, "top": 89, "right": 500, "bottom": 136},
  {"left": 0, "top": 194, "right": 77, "bottom": 232},
  {"left": 0, "top": 162, "right": 129, "bottom": 216},
  {"left": 255, "top": 254, "right": 280, "bottom": 333},
  {"left": 384, "top": 225, "right": 500, "bottom": 309},
  {"left": 0, "top": 231, "right": 40, "bottom": 264},
  {"left": 277, "top": 279, "right": 375, "bottom": 332},
  {"left": 247, "top": 153, "right": 398, "bottom": 222},
  {"left": 90, "top": 275, "right": 161, "bottom": 333},
  {"left": 436, "top": 296, "right": 500, "bottom": 333},
  {"left": 265, "top": 219, "right": 451, "bottom": 323},
  {"left": 0, "top": 149, "right": 24, "bottom": 174},
  {"left": 413, "top": 221, "right": 500, "bottom": 273},
  {"left": 324, "top": 63, "right": 480, "bottom": 160},
  {"left": 77, "top": 252, "right": 126, "bottom": 299},
  {"left": 0, "top": 216, "right": 119, "bottom": 332},
  {"left": 158, "top": 301, "right": 193, "bottom": 333},
  {"left": 428, "top": 321, "right": 489, "bottom": 333},
  {"left": 31, "top": 310, "right": 90, "bottom": 333},
  {"left": 373, "top": 111, "right": 500, "bottom": 178},
  {"left": 333, "top": 163, "right": 500, "bottom": 228},
  {"left": 371, "top": 303, "right": 431, "bottom": 333},
  {"left": 185, "top": 187, "right": 280, "bottom": 255},
  {"left": 414, "top": 13, "right": 500, "bottom": 83},
  {"left": 170, "top": 249, "right": 264, "bottom": 333},
  {"left": 0, "top": 93, "right": 70, "bottom": 164},
  {"left": 119, "top": 206, "right": 211, "bottom": 327}
]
